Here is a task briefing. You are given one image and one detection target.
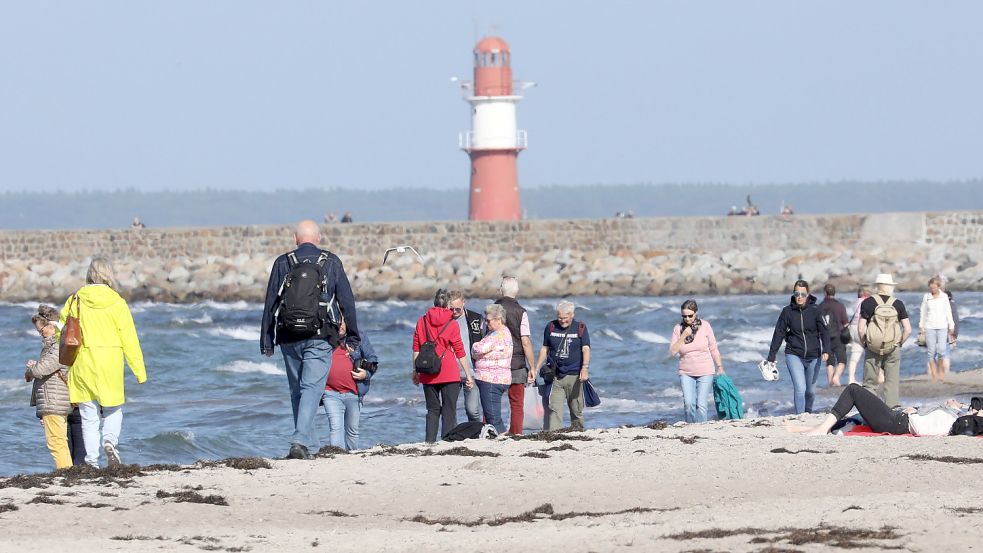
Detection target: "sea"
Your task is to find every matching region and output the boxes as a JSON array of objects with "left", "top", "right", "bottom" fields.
[{"left": 2, "top": 292, "right": 980, "bottom": 476}]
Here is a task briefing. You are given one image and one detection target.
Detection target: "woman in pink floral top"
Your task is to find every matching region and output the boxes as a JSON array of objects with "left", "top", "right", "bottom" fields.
[
  {"left": 472, "top": 303, "right": 514, "bottom": 432},
  {"left": 669, "top": 299, "right": 725, "bottom": 423}
]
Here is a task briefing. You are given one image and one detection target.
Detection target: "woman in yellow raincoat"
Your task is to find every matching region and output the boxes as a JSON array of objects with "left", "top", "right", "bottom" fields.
[{"left": 60, "top": 258, "right": 147, "bottom": 468}]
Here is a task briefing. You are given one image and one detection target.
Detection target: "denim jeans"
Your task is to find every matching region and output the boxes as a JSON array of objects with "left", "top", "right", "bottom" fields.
[
  {"left": 925, "top": 328, "right": 949, "bottom": 360},
  {"left": 785, "top": 354, "right": 819, "bottom": 414},
  {"left": 322, "top": 390, "right": 361, "bottom": 451},
  {"left": 461, "top": 378, "right": 481, "bottom": 422},
  {"left": 476, "top": 380, "right": 509, "bottom": 433},
  {"left": 679, "top": 373, "right": 714, "bottom": 423},
  {"left": 280, "top": 339, "right": 331, "bottom": 449},
  {"left": 78, "top": 401, "right": 122, "bottom": 468}
]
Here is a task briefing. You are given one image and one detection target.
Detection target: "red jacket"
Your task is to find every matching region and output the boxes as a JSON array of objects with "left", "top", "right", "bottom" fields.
[{"left": 413, "top": 307, "right": 465, "bottom": 385}]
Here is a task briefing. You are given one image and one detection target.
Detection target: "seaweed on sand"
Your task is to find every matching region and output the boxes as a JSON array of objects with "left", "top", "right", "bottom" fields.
[
  {"left": 407, "top": 503, "right": 676, "bottom": 527},
  {"left": 521, "top": 452, "right": 550, "bottom": 458},
  {"left": 544, "top": 443, "right": 577, "bottom": 452},
  {"left": 900, "top": 454, "right": 983, "bottom": 465},
  {"left": 370, "top": 446, "right": 499, "bottom": 458},
  {"left": 197, "top": 457, "right": 272, "bottom": 470},
  {"left": 508, "top": 431, "right": 593, "bottom": 442},
  {"left": 156, "top": 489, "right": 229, "bottom": 506}
]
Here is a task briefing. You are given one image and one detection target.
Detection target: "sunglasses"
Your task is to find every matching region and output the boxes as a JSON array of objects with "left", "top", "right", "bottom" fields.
[
  {"left": 681, "top": 313, "right": 696, "bottom": 319},
  {"left": 451, "top": 307, "right": 464, "bottom": 313},
  {"left": 793, "top": 291, "right": 809, "bottom": 298}
]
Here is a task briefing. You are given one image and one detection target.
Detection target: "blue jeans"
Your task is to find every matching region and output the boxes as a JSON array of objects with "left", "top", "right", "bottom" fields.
[
  {"left": 280, "top": 339, "right": 331, "bottom": 449},
  {"left": 679, "top": 374, "right": 714, "bottom": 423},
  {"left": 476, "top": 380, "right": 509, "bottom": 433},
  {"left": 462, "top": 378, "right": 481, "bottom": 422},
  {"left": 322, "top": 390, "right": 361, "bottom": 451},
  {"left": 925, "top": 328, "right": 949, "bottom": 360},
  {"left": 785, "top": 354, "right": 820, "bottom": 414}
]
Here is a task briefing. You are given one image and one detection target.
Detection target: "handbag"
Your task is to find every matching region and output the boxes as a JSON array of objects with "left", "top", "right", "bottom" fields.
[
  {"left": 583, "top": 379, "right": 601, "bottom": 408},
  {"left": 916, "top": 332, "right": 927, "bottom": 348},
  {"left": 59, "top": 295, "right": 83, "bottom": 366},
  {"left": 839, "top": 325, "right": 852, "bottom": 345}
]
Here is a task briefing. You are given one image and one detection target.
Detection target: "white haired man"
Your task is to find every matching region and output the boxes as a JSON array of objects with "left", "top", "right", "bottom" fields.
[
  {"left": 494, "top": 277, "right": 536, "bottom": 435},
  {"left": 858, "top": 273, "right": 911, "bottom": 409},
  {"left": 534, "top": 300, "right": 591, "bottom": 431}
]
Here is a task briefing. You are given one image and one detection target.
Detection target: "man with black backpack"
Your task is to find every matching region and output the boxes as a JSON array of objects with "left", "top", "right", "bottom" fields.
[
  {"left": 858, "top": 273, "right": 911, "bottom": 409},
  {"left": 260, "top": 220, "right": 360, "bottom": 460}
]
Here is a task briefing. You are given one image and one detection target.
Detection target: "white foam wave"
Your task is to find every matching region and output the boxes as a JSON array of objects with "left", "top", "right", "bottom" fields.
[
  {"left": 196, "top": 300, "right": 259, "bottom": 311},
  {"left": 0, "top": 378, "right": 27, "bottom": 394},
  {"left": 394, "top": 319, "right": 416, "bottom": 329},
  {"left": 213, "top": 360, "right": 283, "bottom": 376},
  {"left": 175, "top": 314, "right": 213, "bottom": 325},
  {"left": 594, "top": 397, "right": 675, "bottom": 413},
  {"left": 0, "top": 301, "right": 43, "bottom": 309},
  {"left": 598, "top": 328, "right": 624, "bottom": 341},
  {"left": 724, "top": 350, "right": 763, "bottom": 363},
  {"left": 633, "top": 330, "right": 669, "bottom": 344},
  {"left": 385, "top": 300, "right": 409, "bottom": 307},
  {"left": 208, "top": 326, "right": 260, "bottom": 341},
  {"left": 650, "top": 386, "right": 683, "bottom": 398}
]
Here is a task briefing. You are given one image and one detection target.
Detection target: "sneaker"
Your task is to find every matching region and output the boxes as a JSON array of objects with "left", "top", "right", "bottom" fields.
[
  {"left": 758, "top": 360, "right": 780, "bottom": 382},
  {"left": 286, "top": 443, "right": 310, "bottom": 460},
  {"left": 103, "top": 442, "right": 122, "bottom": 468}
]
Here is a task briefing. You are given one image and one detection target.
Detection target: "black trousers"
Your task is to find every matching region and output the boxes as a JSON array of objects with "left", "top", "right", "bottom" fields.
[
  {"left": 423, "top": 382, "right": 461, "bottom": 443},
  {"left": 67, "top": 407, "right": 86, "bottom": 466},
  {"left": 831, "top": 383, "right": 909, "bottom": 434}
]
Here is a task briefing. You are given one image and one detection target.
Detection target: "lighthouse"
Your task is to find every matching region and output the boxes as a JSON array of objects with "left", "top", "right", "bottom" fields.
[{"left": 456, "top": 36, "right": 533, "bottom": 221}]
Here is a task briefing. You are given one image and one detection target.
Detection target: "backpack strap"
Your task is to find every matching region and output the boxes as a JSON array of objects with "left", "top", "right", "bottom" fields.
[
  {"left": 885, "top": 296, "right": 896, "bottom": 306},
  {"left": 286, "top": 252, "right": 300, "bottom": 267},
  {"left": 873, "top": 295, "right": 885, "bottom": 307},
  {"left": 315, "top": 251, "right": 330, "bottom": 267},
  {"left": 578, "top": 322, "right": 586, "bottom": 338}
]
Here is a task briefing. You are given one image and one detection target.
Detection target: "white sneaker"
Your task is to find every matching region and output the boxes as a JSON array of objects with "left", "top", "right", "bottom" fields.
[
  {"left": 758, "top": 360, "right": 780, "bottom": 382},
  {"left": 104, "top": 442, "right": 122, "bottom": 468}
]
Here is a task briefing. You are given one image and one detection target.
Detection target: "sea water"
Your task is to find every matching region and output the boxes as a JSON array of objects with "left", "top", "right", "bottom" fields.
[{"left": 2, "top": 293, "right": 980, "bottom": 476}]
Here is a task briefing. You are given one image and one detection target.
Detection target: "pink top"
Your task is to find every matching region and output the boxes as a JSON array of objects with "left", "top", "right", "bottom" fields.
[
  {"left": 472, "top": 328, "right": 513, "bottom": 385},
  {"left": 669, "top": 320, "right": 720, "bottom": 377}
]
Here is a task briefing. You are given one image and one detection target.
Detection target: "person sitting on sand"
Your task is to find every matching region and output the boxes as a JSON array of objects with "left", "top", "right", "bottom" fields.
[
  {"left": 785, "top": 383, "right": 977, "bottom": 436},
  {"left": 25, "top": 305, "right": 74, "bottom": 470}
]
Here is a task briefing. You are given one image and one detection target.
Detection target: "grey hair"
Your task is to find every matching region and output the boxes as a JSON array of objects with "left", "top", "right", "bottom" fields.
[
  {"left": 86, "top": 257, "right": 118, "bottom": 291},
  {"left": 433, "top": 288, "right": 451, "bottom": 308},
  {"left": 556, "top": 300, "right": 576, "bottom": 315},
  {"left": 500, "top": 276, "right": 519, "bottom": 298},
  {"left": 484, "top": 303, "right": 506, "bottom": 322}
]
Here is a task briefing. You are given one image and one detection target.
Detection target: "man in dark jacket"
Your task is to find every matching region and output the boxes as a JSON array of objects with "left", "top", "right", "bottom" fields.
[
  {"left": 260, "top": 220, "right": 360, "bottom": 459},
  {"left": 450, "top": 290, "right": 482, "bottom": 422},
  {"left": 494, "top": 277, "right": 536, "bottom": 435},
  {"left": 819, "top": 283, "right": 849, "bottom": 386}
]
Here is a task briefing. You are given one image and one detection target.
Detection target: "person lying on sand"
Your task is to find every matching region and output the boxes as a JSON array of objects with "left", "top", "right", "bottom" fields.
[{"left": 785, "top": 383, "right": 977, "bottom": 436}]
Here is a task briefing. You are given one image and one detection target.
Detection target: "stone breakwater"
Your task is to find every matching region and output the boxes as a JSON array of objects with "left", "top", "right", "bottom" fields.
[{"left": 1, "top": 211, "right": 981, "bottom": 303}]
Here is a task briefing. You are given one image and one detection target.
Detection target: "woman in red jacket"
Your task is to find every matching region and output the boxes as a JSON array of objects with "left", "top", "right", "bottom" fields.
[{"left": 412, "top": 289, "right": 474, "bottom": 443}]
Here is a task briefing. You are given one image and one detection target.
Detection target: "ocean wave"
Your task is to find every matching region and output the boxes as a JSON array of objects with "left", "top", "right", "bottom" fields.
[
  {"left": 207, "top": 326, "right": 260, "bottom": 341},
  {"left": 0, "top": 301, "right": 43, "bottom": 309},
  {"left": 612, "top": 301, "right": 663, "bottom": 316},
  {"left": 594, "top": 397, "right": 677, "bottom": 414},
  {"left": 0, "top": 379, "right": 27, "bottom": 395},
  {"left": 174, "top": 314, "right": 214, "bottom": 326},
  {"left": 597, "top": 328, "right": 624, "bottom": 341},
  {"left": 213, "top": 360, "right": 282, "bottom": 376},
  {"left": 649, "top": 386, "right": 683, "bottom": 398},
  {"left": 196, "top": 300, "right": 260, "bottom": 311},
  {"left": 633, "top": 330, "right": 668, "bottom": 344},
  {"left": 958, "top": 307, "right": 983, "bottom": 319},
  {"left": 724, "top": 350, "right": 763, "bottom": 363}
]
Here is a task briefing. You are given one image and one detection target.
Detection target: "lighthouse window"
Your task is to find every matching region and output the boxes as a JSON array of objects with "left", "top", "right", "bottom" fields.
[
  {"left": 474, "top": 52, "right": 479, "bottom": 66},
  {"left": 490, "top": 52, "right": 498, "bottom": 66}
]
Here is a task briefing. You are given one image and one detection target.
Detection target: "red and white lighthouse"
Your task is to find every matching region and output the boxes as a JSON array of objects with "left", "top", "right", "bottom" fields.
[{"left": 456, "top": 36, "right": 533, "bottom": 221}]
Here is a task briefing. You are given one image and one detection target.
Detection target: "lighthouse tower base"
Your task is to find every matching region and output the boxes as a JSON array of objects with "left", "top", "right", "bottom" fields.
[{"left": 469, "top": 150, "right": 520, "bottom": 221}]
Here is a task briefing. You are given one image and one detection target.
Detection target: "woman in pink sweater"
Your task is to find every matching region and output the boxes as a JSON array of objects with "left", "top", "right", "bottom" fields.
[{"left": 669, "top": 300, "right": 725, "bottom": 423}]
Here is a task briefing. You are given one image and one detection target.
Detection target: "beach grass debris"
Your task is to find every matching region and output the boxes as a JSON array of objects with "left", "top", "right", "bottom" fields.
[
  {"left": 769, "top": 448, "right": 830, "bottom": 455},
  {"left": 632, "top": 435, "right": 649, "bottom": 440},
  {"left": 78, "top": 502, "right": 112, "bottom": 508},
  {"left": 370, "top": 446, "right": 499, "bottom": 458},
  {"left": 198, "top": 457, "right": 272, "bottom": 470},
  {"left": 841, "top": 505, "right": 863, "bottom": 512},
  {"left": 645, "top": 421, "right": 669, "bottom": 430},
  {"left": 306, "top": 509, "right": 356, "bottom": 517},
  {"left": 521, "top": 452, "right": 550, "bottom": 458},
  {"left": 110, "top": 535, "right": 168, "bottom": 541},
  {"left": 900, "top": 454, "right": 983, "bottom": 465},
  {"left": 658, "top": 435, "right": 702, "bottom": 445},
  {"left": 316, "top": 446, "right": 349, "bottom": 458},
  {"left": 0, "top": 503, "right": 19, "bottom": 513},
  {"left": 27, "top": 495, "right": 65, "bottom": 505},
  {"left": 951, "top": 507, "right": 983, "bottom": 514},
  {"left": 407, "top": 503, "right": 676, "bottom": 527},
  {"left": 508, "top": 431, "right": 593, "bottom": 442},
  {"left": 544, "top": 443, "right": 577, "bottom": 452},
  {"left": 156, "top": 489, "right": 229, "bottom": 506},
  {"left": 667, "top": 524, "right": 901, "bottom": 550}
]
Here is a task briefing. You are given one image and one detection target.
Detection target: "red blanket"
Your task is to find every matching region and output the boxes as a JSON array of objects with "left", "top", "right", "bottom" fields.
[{"left": 842, "top": 425, "right": 917, "bottom": 437}]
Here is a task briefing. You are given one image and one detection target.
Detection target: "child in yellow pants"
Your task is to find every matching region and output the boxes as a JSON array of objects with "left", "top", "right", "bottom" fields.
[{"left": 26, "top": 305, "right": 74, "bottom": 470}]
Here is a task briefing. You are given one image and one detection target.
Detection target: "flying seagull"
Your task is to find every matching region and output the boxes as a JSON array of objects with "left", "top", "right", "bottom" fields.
[{"left": 383, "top": 245, "right": 424, "bottom": 265}]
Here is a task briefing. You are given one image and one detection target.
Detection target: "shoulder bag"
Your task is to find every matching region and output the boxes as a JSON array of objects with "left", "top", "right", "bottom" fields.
[{"left": 59, "top": 294, "right": 83, "bottom": 366}]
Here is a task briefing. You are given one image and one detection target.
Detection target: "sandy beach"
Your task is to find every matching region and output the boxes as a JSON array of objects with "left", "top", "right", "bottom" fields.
[{"left": 2, "top": 370, "right": 982, "bottom": 553}]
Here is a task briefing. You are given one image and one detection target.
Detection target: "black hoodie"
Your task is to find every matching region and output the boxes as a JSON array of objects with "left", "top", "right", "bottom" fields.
[{"left": 767, "top": 294, "right": 830, "bottom": 362}]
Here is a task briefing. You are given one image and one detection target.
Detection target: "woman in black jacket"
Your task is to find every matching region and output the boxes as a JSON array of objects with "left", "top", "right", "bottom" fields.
[{"left": 766, "top": 280, "right": 830, "bottom": 414}]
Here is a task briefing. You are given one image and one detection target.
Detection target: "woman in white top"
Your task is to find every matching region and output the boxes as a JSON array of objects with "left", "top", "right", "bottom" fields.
[
  {"left": 918, "top": 276, "right": 955, "bottom": 382},
  {"left": 846, "top": 286, "right": 871, "bottom": 386},
  {"left": 785, "top": 383, "right": 975, "bottom": 436}
]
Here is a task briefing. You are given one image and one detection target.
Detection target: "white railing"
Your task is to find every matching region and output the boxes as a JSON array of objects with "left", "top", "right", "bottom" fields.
[{"left": 459, "top": 130, "right": 528, "bottom": 150}]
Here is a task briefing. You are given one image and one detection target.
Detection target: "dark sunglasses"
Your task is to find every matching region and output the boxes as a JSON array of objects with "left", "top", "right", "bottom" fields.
[
  {"left": 681, "top": 313, "right": 696, "bottom": 319},
  {"left": 793, "top": 291, "right": 809, "bottom": 298},
  {"left": 451, "top": 307, "right": 464, "bottom": 313}
]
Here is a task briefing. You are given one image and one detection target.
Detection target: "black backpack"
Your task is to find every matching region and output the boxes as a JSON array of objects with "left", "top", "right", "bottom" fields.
[
  {"left": 415, "top": 320, "right": 454, "bottom": 374},
  {"left": 949, "top": 415, "right": 983, "bottom": 436},
  {"left": 277, "top": 251, "right": 330, "bottom": 337}
]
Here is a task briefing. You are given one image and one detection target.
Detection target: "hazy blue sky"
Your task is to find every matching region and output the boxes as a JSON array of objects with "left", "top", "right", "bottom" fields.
[{"left": 1, "top": 1, "right": 981, "bottom": 192}]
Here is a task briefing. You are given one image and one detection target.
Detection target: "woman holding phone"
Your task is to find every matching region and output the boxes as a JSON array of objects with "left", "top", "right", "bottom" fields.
[{"left": 669, "top": 299, "right": 725, "bottom": 423}]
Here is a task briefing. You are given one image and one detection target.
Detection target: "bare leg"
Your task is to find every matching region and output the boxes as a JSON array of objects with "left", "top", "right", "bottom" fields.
[
  {"left": 926, "top": 359, "right": 938, "bottom": 382},
  {"left": 941, "top": 357, "right": 950, "bottom": 380},
  {"left": 784, "top": 421, "right": 819, "bottom": 433},
  {"left": 831, "top": 363, "right": 845, "bottom": 386},
  {"left": 826, "top": 364, "right": 835, "bottom": 386},
  {"left": 784, "top": 414, "right": 838, "bottom": 435}
]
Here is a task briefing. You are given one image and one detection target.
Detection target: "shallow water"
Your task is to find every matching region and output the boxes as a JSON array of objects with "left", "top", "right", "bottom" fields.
[{"left": 2, "top": 292, "right": 979, "bottom": 475}]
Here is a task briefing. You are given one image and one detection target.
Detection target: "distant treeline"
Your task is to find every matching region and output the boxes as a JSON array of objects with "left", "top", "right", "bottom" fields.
[{"left": 1, "top": 181, "right": 980, "bottom": 230}]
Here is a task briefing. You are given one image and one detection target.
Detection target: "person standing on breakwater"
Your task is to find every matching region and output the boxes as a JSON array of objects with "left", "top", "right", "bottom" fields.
[
  {"left": 846, "top": 286, "right": 872, "bottom": 386},
  {"left": 819, "top": 283, "right": 849, "bottom": 387},
  {"left": 470, "top": 303, "right": 513, "bottom": 433},
  {"left": 261, "top": 220, "right": 360, "bottom": 460},
  {"left": 449, "top": 290, "right": 483, "bottom": 422},
  {"left": 534, "top": 300, "right": 591, "bottom": 431},
  {"left": 765, "top": 280, "right": 829, "bottom": 414},
  {"left": 918, "top": 276, "right": 955, "bottom": 383},
  {"left": 60, "top": 258, "right": 147, "bottom": 468},
  {"left": 495, "top": 277, "right": 537, "bottom": 435},
  {"left": 322, "top": 318, "right": 377, "bottom": 451},
  {"left": 858, "top": 273, "right": 911, "bottom": 409},
  {"left": 25, "top": 305, "right": 74, "bottom": 469},
  {"left": 412, "top": 288, "right": 473, "bottom": 443},
  {"left": 669, "top": 300, "right": 725, "bottom": 423}
]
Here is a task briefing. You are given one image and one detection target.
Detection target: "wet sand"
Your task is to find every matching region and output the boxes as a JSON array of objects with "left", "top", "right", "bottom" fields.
[{"left": 2, "top": 370, "right": 982, "bottom": 553}]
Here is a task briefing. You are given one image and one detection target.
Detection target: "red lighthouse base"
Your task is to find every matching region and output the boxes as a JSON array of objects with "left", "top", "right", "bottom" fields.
[{"left": 468, "top": 150, "right": 521, "bottom": 220}]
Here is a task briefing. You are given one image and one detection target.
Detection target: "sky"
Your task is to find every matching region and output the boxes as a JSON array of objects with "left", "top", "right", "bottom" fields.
[{"left": 1, "top": 1, "right": 982, "bottom": 192}]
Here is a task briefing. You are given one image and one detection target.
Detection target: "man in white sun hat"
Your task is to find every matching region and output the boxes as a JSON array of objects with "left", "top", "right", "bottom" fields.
[{"left": 858, "top": 273, "right": 911, "bottom": 408}]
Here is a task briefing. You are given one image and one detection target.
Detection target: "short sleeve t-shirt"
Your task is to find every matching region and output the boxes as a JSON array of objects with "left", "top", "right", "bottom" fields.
[
  {"left": 860, "top": 294, "right": 908, "bottom": 321},
  {"left": 543, "top": 319, "right": 591, "bottom": 376}
]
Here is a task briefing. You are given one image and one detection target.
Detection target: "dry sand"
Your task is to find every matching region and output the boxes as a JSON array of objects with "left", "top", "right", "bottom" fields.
[{"left": 2, "top": 370, "right": 983, "bottom": 553}]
